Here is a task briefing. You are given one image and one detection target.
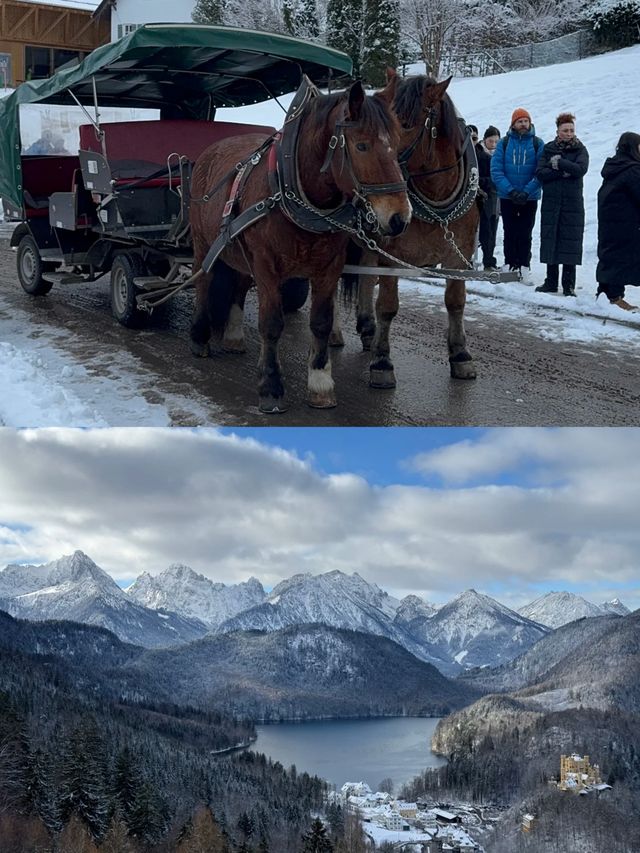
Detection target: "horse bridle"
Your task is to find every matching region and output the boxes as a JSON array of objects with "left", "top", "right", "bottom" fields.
[
  {"left": 398, "top": 105, "right": 471, "bottom": 180},
  {"left": 319, "top": 115, "right": 408, "bottom": 200}
]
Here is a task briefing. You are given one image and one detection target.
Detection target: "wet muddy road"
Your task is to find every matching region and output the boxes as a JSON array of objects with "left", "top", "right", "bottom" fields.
[{"left": 1, "top": 241, "right": 639, "bottom": 426}]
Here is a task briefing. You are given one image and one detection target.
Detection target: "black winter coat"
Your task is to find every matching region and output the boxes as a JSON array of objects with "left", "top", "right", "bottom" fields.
[
  {"left": 536, "top": 139, "right": 589, "bottom": 265},
  {"left": 596, "top": 153, "right": 640, "bottom": 287},
  {"left": 476, "top": 142, "right": 498, "bottom": 218}
]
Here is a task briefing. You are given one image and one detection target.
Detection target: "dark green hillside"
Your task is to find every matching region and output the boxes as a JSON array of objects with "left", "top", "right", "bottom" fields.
[{"left": 125, "top": 623, "right": 480, "bottom": 720}]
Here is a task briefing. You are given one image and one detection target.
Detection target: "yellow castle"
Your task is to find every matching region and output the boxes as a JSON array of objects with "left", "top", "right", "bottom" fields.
[{"left": 559, "top": 754, "right": 602, "bottom": 791}]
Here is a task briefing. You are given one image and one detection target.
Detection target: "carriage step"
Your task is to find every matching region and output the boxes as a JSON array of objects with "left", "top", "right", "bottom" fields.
[
  {"left": 133, "top": 275, "right": 171, "bottom": 290},
  {"left": 44, "top": 273, "right": 88, "bottom": 284}
]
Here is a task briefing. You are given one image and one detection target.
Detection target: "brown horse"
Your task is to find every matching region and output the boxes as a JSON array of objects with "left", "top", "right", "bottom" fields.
[
  {"left": 189, "top": 78, "right": 412, "bottom": 413},
  {"left": 334, "top": 73, "right": 479, "bottom": 389}
]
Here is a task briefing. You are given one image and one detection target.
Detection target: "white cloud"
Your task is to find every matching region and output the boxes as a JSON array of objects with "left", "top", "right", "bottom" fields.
[{"left": 0, "top": 428, "right": 638, "bottom": 611}]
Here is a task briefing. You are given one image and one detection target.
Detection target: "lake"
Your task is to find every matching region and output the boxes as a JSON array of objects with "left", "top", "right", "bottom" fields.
[{"left": 251, "top": 717, "right": 446, "bottom": 792}]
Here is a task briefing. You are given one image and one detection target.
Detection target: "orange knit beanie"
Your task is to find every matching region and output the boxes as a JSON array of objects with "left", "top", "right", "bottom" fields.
[{"left": 511, "top": 107, "right": 531, "bottom": 125}]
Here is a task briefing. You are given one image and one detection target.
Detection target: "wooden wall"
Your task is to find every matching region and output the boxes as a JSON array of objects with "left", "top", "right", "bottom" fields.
[{"left": 0, "top": 0, "right": 109, "bottom": 85}]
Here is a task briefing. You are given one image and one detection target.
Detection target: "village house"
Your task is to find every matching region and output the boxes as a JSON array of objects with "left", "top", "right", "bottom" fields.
[
  {"left": 522, "top": 812, "right": 535, "bottom": 832},
  {"left": 423, "top": 825, "right": 482, "bottom": 852},
  {"left": 92, "top": 0, "right": 195, "bottom": 42},
  {"left": 396, "top": 800, "right": 419, "bottom": 818},
  {"left": 0, "top": 0, "right": 107, "bottom": 86}
]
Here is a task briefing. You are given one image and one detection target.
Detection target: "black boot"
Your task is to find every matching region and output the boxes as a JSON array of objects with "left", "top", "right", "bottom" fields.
[
  {"left": 536, "top": 264, "right": 558, "bottom": 293},
  {"left": 562, "top": 265, "right": 576, "bottom": 296}
]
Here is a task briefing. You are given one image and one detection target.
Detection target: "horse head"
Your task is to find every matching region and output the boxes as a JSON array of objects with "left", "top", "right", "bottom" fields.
[
  {"left": 392, "top": 73, "right": 464, "bottom": 182},
  {"left": 307, "top": 81, "right": 412, "bottom": 237}
]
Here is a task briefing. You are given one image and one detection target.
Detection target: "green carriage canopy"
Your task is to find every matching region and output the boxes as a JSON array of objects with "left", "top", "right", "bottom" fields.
[{"left": 0, "top": 23, "right": 353, "bottom": 209}]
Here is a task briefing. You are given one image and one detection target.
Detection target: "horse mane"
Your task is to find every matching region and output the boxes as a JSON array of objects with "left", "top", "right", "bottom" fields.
[{"left": 394, "top": 76, "right": 462, "bottom": 145}]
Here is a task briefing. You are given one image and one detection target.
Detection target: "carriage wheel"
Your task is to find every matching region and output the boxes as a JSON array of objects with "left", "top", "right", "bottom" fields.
[
  {"left": 282, "top": 278, "right": 309, "bottom": 313},
  {"left": 110, "top": 252, "right": 146, "bottom": 327},
  {"left": 16, "top": 236, "right": 53, "bottom": 296}
]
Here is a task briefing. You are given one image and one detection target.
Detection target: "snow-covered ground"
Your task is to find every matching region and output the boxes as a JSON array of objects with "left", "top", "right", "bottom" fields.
[{"left": 1, "top": 45, "right": 639, "bottom": 425}]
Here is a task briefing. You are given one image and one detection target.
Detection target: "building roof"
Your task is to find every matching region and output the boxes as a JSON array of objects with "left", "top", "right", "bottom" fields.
[{"left": 17, "top": 0, "right": 100, "bottom": 11}]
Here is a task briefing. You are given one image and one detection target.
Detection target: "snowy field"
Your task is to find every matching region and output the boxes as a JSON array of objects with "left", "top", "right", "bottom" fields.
[{"left": 1, "top": 45, "right": 639, "bottom": 425}]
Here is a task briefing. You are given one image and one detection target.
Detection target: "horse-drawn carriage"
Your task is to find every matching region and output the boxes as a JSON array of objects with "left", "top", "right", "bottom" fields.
[
  {"left": 1, "top": 24, "right": 516, "bottom": 412},
  {"left": 0, "top": 24, "right": 353, "bottom": 325}
]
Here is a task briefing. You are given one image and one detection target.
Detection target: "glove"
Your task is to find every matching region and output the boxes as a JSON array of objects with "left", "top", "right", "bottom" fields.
[
  {"left": 550, "top": 154, "right": 561, "bottom": 170},
  {"left": 509, "top": 190, "right": 528, "bottom": 205}
]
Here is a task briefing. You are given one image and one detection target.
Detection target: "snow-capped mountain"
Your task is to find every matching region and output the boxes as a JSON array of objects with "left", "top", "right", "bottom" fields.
[
  {"left": 0, "top": 551, "right": 208, "bottom": 648},
  {"left": 518, "top": 591, "right": 619, "bottom": 628},
  {"left": 393, "top": 594, "right": 438, "bottom": 625},
  {"left": 216, "top": 574, "right": 545, "bottom": 674},
  {"left": 214, "top": 570, "right": 441, "bottom": 659},
  {"left": 600, "top": 598, "right": 631, "bottom": 617},
  {"left": 126, "top": 564, "right": 265, "bottom": 629},
  {"left": 401, "top": 589, "right": 549, "bottom": 674}
]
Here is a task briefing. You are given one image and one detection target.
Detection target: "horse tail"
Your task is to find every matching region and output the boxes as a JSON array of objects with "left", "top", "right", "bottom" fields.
[
  {"left": 341, "top": 240, "right": 363, "bottom": 305},
  {"left": 207, "top": 259, "right": 236, "bottom": 334}
]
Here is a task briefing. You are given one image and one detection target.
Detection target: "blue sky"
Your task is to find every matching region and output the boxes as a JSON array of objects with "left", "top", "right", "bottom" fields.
[{"left": 221, "top": 427, "right": 496, "bottom": 486}]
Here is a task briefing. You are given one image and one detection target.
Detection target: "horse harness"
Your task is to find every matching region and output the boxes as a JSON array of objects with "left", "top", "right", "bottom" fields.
[
  {"left": 201, "top": 76, "right": 406, "bottom": 275},
  {"left": 399, "top": 115, "right": 479, "bottom": 230}
]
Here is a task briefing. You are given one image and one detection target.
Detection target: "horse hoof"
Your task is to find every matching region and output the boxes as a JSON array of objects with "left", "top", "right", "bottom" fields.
[
  {"left": 329, "top": 330, "right": 345, "bottom": 348},
  {"left": 361, "top": 335, "right": 374, "bottom": 352},
  {"left": 370, "top": 368, "right": 396, "bottom": 389},
  {"left": 222, "top": 339, "right": 246, "bottom": 354},
  {"left": 259, "top": 396, "right": 288, "bottom": 414},
  {"left": 450, "top": 359, "right": 477, "bottom": 380},
  {"left": 308, "top": 390, "right": 337, "bottom": 409},
  {"left": 190, "top": 340, "right": 210, "bottom": 358}
]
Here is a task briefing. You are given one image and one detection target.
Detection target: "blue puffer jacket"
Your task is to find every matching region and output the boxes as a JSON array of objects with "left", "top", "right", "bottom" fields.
[{"left": 490, "top": 126, "right": 543, "bottom": 200}]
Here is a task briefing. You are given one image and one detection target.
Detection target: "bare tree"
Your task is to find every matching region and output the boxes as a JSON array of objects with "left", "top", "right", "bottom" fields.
[{"left": 399, "top": 0, "right": 464, "bottom": 75}]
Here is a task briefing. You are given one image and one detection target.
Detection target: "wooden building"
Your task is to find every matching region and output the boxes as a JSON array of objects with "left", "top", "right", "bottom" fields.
[{"left": 0, "top": 0, "right": 109, "bottom": 86}]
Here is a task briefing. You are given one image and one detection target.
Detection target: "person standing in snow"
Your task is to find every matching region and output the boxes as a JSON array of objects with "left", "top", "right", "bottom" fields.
[
  {"left": 534, "top": 113, "right": 589, "bottom": 297},
  {"left": 476, "top": 125, "right": 501, "bottom": 271},
  {"left": 596, "top": 132, "right": 640, "bottom": 311},
  {"left": 490, "top": 108, "right": 543, "bottom": 282}
]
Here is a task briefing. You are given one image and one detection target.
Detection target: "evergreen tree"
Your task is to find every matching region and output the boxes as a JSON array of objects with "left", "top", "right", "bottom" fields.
[
  {"left": 127, "top": 781, "right": 168, "bottom": 844},
  {"left": 283, "top": 0, "right": 320, "bottom": 38},
  {"left": 363, "top": 0, "right": 400, "bottom": 85},
  {"left": 191, "top": 0, "right": 225, "bottom": 24},
  {"left": 237, "top": 810, "right": 255, "bottom": 840},
  {"left": 28, "top": 748, "right": 62, "bottom": 834},
  {"left": 301, "top": 817, "right": 333, "bottom": 852},
  {"left": 58, "top": 722, "right": 110, "bottom": 841},
  {"left": 112, "top": 748, "right": 139, "bottom": 831},
  {"left": 0, "top": 693, "right": 29, "bottom": 815},
  {"left": 326, "top": 802, "right": 344, "bottom": 835},
  {"left": 326, "top": 0, "right": 361, "bottom": 78}
]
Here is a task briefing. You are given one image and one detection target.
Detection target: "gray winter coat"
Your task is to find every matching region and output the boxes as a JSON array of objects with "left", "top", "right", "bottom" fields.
[{"left": 536, "top": 139, "right": 589, "bottom": 265}]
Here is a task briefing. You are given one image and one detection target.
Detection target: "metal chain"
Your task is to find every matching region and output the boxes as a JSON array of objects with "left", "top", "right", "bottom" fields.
[
  {"left": 283, "top": 190, "right": 447, "bottom": 277},
  {"left": 282, "top": 188, "right": 512, "bottom": 283}
]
